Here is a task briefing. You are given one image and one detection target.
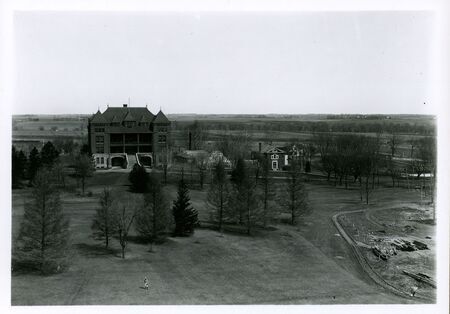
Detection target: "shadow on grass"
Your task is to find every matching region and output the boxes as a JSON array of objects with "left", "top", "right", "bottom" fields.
[
  {"left": 198, "top": 221, "right": 278, "bottom": 237},
  {"left": 126, "top": 235, "right": 150, "bottom": 245},
  {"left": 75, "top": 243, "right": 118, "bottom": 257}
]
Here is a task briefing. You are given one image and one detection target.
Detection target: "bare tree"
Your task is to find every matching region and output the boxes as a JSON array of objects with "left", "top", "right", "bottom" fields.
[
  {"left": 408, "top": 138, "right": 417, "bottom": 158},
  {"left": 388, "top": 132, "right": 399, "bottom": 157},
  {"left": 92, "top": 187, "right": 117, "bottom": 249},
  {"left": 303, "top": 142, "right": 316, "bottom": 172},
  {"left": 372, "top": 132, "right": 383, "bottom": 188},
  {"left": 283, "top": 159, "right": 308, "bottom": 225},
  {"left": 52, "top": 161, "right": 66, "bottom": 189},
  {"left": 410, "top": 137, "right": 436, "bottom": 205},
  {"left": 215, "top": 132, "right": 252, "bottom": 165},
  {"left": 207, "top": 159, "right": 230, "bottom": 233},
  {"left": 358, "top": 138, "right": 379, "bottom": 204},
  {"left": 190, "top": 120, "right": 207, "bottom": 150},
  {"left": 114, "top": 197, "right": 138, "bottom": 259},
  {"left": 314, "top": 132, "right": 334, "bottom": 181},
  {"left": 259, "top": 156, "right": 276, "bottom": 228},
  {"left": 195, "top": 151, "right": 209, "bottom": 189},
  {"left": 334, "top": 135, "right": 359, "bottom": 188},
  {"left": 230, "top": 159, "right": 261, "bottom": 234},
  {"left": 386, "top": 157, "right": 402, "bottom": 188}
]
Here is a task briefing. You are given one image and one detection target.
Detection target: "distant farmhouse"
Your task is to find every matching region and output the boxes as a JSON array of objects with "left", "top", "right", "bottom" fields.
[
  {"left": 88, "top": 104, "right": 171, "bottom": 169},
  {"left": 253, "top": 144, "right": 303, "bottom": 171},
  {"left": 264, "top": 147, "right": 289, "bottom": 171}
]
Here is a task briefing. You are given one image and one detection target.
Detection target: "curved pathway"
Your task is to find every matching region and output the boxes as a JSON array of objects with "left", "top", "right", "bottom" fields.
[{"left": 332, "top": 208, "right": 431, "bottom": 302}]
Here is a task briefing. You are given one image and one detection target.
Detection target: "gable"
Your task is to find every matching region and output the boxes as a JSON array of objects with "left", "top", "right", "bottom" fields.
[{"left": 265, "top": 147, "right": 286, "bottom": 154}]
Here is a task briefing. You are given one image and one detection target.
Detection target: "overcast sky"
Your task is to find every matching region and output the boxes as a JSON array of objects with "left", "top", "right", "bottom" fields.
[{"left": 13, "top": 11, "right": 435, "bottom": 115}]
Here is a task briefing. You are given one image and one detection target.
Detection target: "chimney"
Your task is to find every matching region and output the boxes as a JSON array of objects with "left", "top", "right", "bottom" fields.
[{"left": 123, "top": 104, "right": 127, "bottom": 108}]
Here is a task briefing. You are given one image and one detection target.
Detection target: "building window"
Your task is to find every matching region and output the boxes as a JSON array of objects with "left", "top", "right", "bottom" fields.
[
  {"left": 96, "top": 157, "right": 100, "bottom": 164},
  {"left": 95, "top": 136, "right": 104, "bottom": 144},
  {"left": 125, "top": 121, "right": 136, "bottom": 128},
  {"left": 96, "top": 146, "right": 104, "bottom": 153},
  {"left": 158, "top": 135, "right": 166, "bottom": 143},
  {"left": 271, "top": 154, "right": 279, "bottom": 159},
  {"left": 95, "top": 128, "right": 105, "bottom": 132},
  {"left": 272, "top": 161, "right": 278, "bottom": 170},
  {"left": 159, "top": 127, "right": 168, "bottom": 132},
  {"left": 101, "top": 157, "right": 104, "bottom": 164}
]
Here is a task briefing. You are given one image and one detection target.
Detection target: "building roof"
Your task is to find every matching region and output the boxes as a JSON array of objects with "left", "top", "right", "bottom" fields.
[
  {"left": 90, "top": 106, "right": 163, "bottom": 124},
  {"left": 90, "top": 110, "right": 108, "bottom": 123},
  {"left": 264, "top": 146, "right": 286, "bottom": 154},
  {"left": 139, "top": 113, "right": 153, "bottom": 123},
  {"left": 122, "top": 110, "right": 136, "bottom": 122},
  {"left": 153, "top": 110, "right": 170, "bottom": 124},
  {"left": 111, "top": 115, "right": 121, "bottom": 123}
]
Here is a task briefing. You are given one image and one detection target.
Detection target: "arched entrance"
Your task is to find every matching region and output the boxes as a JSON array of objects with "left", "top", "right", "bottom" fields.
[
  {"left": 111, "top": 155, "right": 127, "bottom": 168},
  {"left": 137, "top": 153, "right": 153, "bottom": 167}
]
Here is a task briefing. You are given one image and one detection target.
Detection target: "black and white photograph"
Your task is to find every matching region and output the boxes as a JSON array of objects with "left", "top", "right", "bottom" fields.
[{"left": 2, "top": 0, "right": 449, "bottom": 313}]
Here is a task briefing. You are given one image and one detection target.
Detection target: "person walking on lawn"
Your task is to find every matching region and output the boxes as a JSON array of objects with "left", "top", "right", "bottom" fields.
[{"left": 144, "top": 277, "right": 149, "bottom": 290}]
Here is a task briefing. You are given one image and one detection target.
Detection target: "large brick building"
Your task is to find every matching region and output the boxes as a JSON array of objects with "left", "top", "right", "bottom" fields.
[{"left": 88, "top": 104, "right": 170, "bottom": 169}]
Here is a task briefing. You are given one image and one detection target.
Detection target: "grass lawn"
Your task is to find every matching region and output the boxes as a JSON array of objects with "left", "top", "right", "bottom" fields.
[{"left": 11, "top": 172, "right": 426, "bottom": 305}]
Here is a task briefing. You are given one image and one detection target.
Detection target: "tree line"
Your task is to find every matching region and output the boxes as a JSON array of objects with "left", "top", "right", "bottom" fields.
[
  {"left": 12, "top": 141, "right": 92, "bottom": 190},
  {"left": 315, "top": 133, "right": 436, "bottom": 204},
  {"left": 173, "top": 118, "right": 435, "bottom": 136},
  {"left": 207, "top": 156, "right": 309, "bottom": 235}
]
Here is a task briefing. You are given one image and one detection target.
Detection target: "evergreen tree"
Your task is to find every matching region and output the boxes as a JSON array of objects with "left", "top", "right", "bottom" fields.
[
  {"left": 135, "top": 174, "right": 169, "bottom": 251},
  {"left": 13, "top": 169, "right": 70, "bottom": 274},
  {"left": 28, "top": 147, "right": 41, "bottom": 181},
  {"left": 92, "top": 187, "right": 117, "bottom": 248},
  {"left": 128, "top": 164, "right": 150, "bottom": 193},
  {"left": 80, "top": 143, "right": 91, "bottom": 156},
  {"left": 231, "top": 158, "right": 246, "bottom": 186},
  {"left": 40, "top": 141, "right": 60, "bottom": 166},
  {"left": 305, "top": 161, "right": 311, "bottom": 173},
  {"left": 74, "top": 154, "right": 94, "bottom": 195},
  {"left": 173, "top": 179, "right": 198, "bottom": 236},
  {"left": 12, "top": 146, "right": 27, "bottom": 188}
]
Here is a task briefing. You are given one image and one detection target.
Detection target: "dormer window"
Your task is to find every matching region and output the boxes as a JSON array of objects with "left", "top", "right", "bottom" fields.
[
  {"left": 271, "top": 154, "right": 279, "bottom": 159},
  {"left": 124, "top": 121, "right": 136, "bottom": 128}
]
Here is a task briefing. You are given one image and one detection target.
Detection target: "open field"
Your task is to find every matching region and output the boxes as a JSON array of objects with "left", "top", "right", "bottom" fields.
[{"left": 11, "top": 170, "right": 432, "bottom": 305}]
